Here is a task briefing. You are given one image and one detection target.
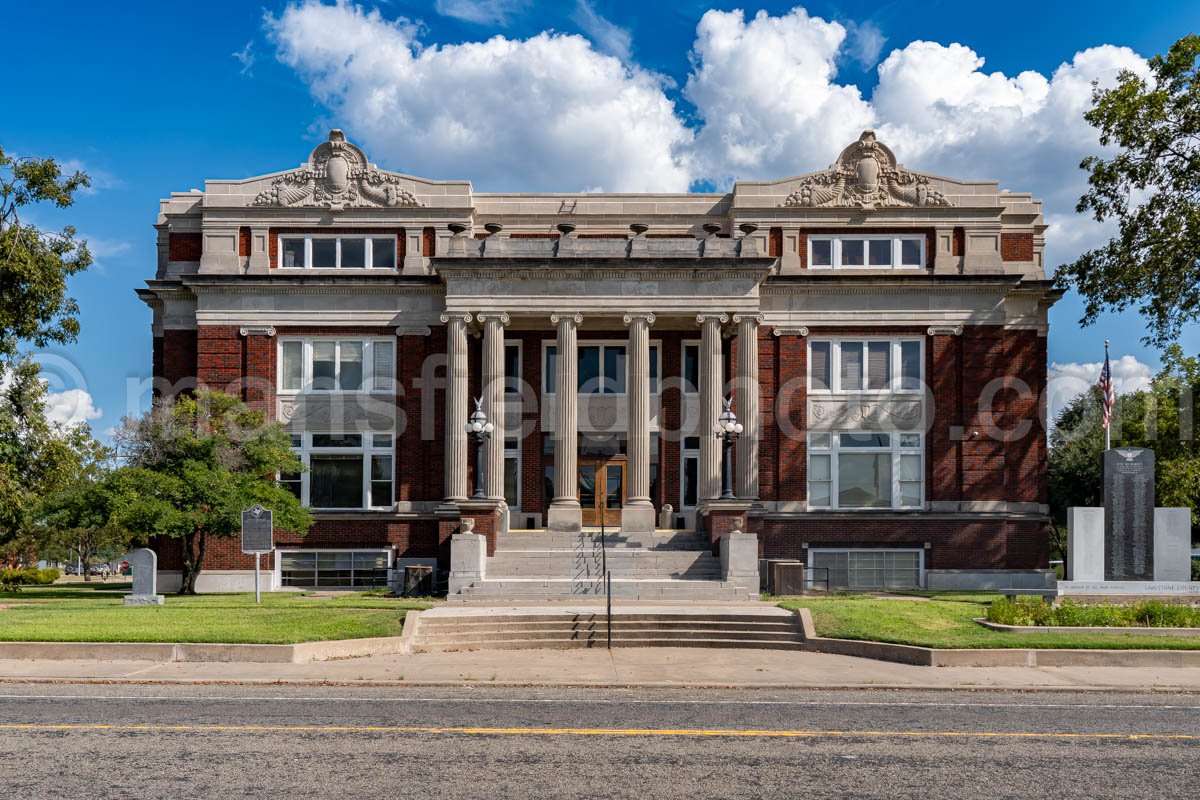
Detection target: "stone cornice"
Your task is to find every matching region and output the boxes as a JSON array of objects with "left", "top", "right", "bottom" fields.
[
  {"left": 435, "top": 261, "right": 774, "bottom": 283},
  {"left": 183, "top": 282, "right": 443, "bottom": 296}
]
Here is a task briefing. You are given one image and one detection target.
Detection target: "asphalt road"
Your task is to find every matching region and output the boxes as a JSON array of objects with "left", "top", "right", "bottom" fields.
[{"left": 1, "top": 684, "right": 1197, "bottom": 799}]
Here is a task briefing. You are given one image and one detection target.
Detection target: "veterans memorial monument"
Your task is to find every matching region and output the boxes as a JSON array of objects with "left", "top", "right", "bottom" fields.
[{"left": 1062, "top": 447, "right": 1195, "bottom": 596}]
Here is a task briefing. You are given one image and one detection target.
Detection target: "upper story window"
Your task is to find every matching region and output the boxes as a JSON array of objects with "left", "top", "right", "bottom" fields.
[
  {"left": 543, "top": 342, "right": 660, "bottom": 395},
  {"left": 808, "top": 235, "right": 924, "bottom": 270},
  {"left": 279, "top": 338, "right": 395, "bottom": 393},
  {"left": 682, "top": 342, "right": 700, "bottom": 394},
  {"left": 279, "top": 235, "right": 397, "bottom": 269},
  {"left": 504, "top": 343, "right": 521, "bottom": 396},
  {"left": 809, "top": 338, "right": 923, "bottom": 393}
]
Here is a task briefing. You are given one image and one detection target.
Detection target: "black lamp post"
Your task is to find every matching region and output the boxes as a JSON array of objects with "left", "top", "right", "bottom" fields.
[
  {"left": 465, "top": 397, "right": 494, "bottom": 500},
  {"left": 716, "top": 396, "right": 743, "bottom": 501}
]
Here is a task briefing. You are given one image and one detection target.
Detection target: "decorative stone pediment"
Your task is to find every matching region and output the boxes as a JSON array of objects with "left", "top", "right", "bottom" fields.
[
  {"left": 253, "top": 130, "right": 423, "bottom": 211},
  {"left": 780, "top": 131, "right": 951, "bottom": 211}
]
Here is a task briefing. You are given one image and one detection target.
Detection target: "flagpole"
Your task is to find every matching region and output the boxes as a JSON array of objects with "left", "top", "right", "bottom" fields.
[{"left": 1104, "top": 339, "right": 1111, "bottom": 452}]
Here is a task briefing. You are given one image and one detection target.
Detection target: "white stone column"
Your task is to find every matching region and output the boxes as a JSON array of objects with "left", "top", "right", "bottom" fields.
[
  {"left": 547, "top": 313, "right": 583, "bottom": 532},
  {"left": 440, "top": 312, "right": 472, "bottom": 503},
  {"left": 478, "top": 313, "right": 509, "bottom": 501},
  {"left": 733, "top": 313, "right": 763, "bottom": 500},
  {"left": 622, "top": 312, "right": 656, "bottom": 533},
  {"left": 696, "top": 313, "right": 728, "bottom": 502}
]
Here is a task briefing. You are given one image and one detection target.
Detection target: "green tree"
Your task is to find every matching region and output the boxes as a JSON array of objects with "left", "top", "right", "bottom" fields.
[
  {"left": 0, "top": 359, "right": 98, "bottom": 556},
  {"left": 37, "top": 436, "right": 130, "bottom": 580},
  {"left": 112, "top": 390, "right": 311, "bottom": 594},
  {"left": 1057, "top": 35, "right": 1200, "bottom": 346},
  {"left": 1049, "top": 346, "right": 1200, "bottom": 546},
  {"left": 0, "top": 145, "right": 92, "bottom": 362}
]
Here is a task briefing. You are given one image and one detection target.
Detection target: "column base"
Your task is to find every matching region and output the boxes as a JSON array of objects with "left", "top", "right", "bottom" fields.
[
  {"left": 620, "top": 502, "right": 657, "bottom": 534},
  {"left": 546, "top": 500, "right": 583, "bottom": 533}
]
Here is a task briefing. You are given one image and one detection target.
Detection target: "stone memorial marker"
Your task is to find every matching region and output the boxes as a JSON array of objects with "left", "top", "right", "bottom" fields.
[
  {"left": 123, "top": 548, "right": 164, "bottom": 606},
  {"left": 1103, "top": 447, "right": 1155, "bottom": 581}
]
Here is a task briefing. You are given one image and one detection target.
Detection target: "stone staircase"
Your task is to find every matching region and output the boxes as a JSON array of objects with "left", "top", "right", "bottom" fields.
[
  {"left": 408, "top": 606, "right": 806, "bottom": 651},
  {"left": 449, "top": 530, "right": 758, "bottom": 602}
]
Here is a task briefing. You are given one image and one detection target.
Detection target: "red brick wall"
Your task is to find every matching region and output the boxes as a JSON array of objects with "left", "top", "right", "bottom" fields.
[
  {"left": 952, "top": 227, "right": 965, "bottom": 257},
  {"left": 1000, "top": 232, "right": 1034, "bottom": 262},
  {"left": 767, "top": 325, "right": 1047, "bottom": 507},
  {"left": 238, "top": 226, "right": 251, "bottom": 257},
  {"left": 153, "top": 518, "right": 442, "bottom": 571},
  {"left": 168, "top": 232, "right": 202, "bottom": 261},
  {"left": 422, "top": 227, "right": 436, "bottom": 257},
  {"left": 156, "top": 329, "right": 198, "bottom": 396},
  {"left": 768, "top": 227, "right": 782, "bottom": 258},
  {"left": 759, "top": 516, "right": 1049, "bottom": 569}
]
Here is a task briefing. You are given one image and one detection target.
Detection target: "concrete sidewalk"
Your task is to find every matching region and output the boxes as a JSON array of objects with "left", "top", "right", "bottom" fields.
[{"left": 2, "top": 647, "right": 1199, "bottom": 691}]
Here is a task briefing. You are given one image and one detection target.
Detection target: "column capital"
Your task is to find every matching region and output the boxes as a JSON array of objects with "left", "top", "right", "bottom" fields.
[
  {"left": 731, "top": 313, "right": 764, "bottom": 325},
  {"left": 440, "top": 312, "right": 474, "bottom": 325},
  {"left": 771, "top": 325, "right": 809, "bottom": 337},
  {"left": 238, "top": 326, "right": 276, "bottom": 337},
  {"left": 550, "top": 312, "right": 583, "bottom": 326},
  {"left": 476, "top": 312, "right": 511, "bottom": 326},
  {"left": 623, "top": 312, "right": 656, "bottom": 326},
  {"left": 927, "top": 325, "right": 964, "bottom": 336},
  {"left": 695, "top": 313, "right": 729, "bottom": 326}
]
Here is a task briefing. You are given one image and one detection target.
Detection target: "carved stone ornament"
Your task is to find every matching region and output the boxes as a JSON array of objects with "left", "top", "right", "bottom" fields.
[
  {"left": 780, "top": 131, "right": 951, "bottom": 210},
  {"left": 253, "top": 130, "right": 423, "bottom": 211}
]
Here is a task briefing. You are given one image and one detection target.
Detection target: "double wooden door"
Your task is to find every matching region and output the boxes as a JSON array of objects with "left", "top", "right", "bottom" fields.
[{"left": 579, "top": 456, "right": 625, "bottom": 527}]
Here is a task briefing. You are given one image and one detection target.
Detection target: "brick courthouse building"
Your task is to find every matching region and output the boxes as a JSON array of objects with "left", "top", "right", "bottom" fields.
[{"left": 139, "top": 130, "right": 1058, "bottom": 594}]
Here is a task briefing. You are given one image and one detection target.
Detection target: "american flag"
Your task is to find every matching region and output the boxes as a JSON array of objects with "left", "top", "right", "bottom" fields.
[{"left": 1098, "top": 348, "right": 1116, "bottom": 429}]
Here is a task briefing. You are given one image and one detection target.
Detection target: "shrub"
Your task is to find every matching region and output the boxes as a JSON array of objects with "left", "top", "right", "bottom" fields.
[
  {"left": 1192, "top": 558, "right": 1200, "bottom": 582},
  {"left": 986, "top": 596, "right": 1200, "bottom": 627},
  {"left": 0, "top": 567, "right": 60, "bottom": 592}
]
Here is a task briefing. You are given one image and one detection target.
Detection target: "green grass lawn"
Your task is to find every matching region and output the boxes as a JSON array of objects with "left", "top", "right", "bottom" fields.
[
  {"left": 0, "top": 583, "right": 433, "bottom": 644},
  {"left": 777, "top": 593, "right": 1200, "bottom": 650}
]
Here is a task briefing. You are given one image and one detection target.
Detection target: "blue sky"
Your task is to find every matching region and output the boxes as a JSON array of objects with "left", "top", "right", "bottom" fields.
[{"left": 3, "top": 0, "right": 1199, "bottom": 436}]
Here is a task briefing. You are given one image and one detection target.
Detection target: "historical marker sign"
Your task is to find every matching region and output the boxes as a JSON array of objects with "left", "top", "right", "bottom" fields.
[
  {"left": 241, "top": 505, "right": 274, "bottom": 554},
  {"left": 1103, "top": 447, "right": 1155, "bottom": 581}
]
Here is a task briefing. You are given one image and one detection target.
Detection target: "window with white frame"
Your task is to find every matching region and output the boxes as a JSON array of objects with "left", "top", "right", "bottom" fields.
[
  {"left": 808, "top": 338, "right": 922, "bottom": 392},
  {"left": 278, "top": 338, "right": 394, "bottom": 393},
  {"left": 808, "top": 235, "right": 924, "bottom": 270},
  {"left": 281, "top": 432, "right": 394, "bottom": 510},
  {"left": 278, "top": 235, "right": 397, "bottom": 269},
  {"left": 543, "top": 342, "right": 660, "bottom": 395},
  {"left": 807, "top": 432, "right": 923, "bottom": 510}
]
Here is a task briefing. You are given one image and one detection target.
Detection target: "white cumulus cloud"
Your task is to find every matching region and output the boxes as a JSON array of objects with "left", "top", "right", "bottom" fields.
[
  {"left": 266, "top": 0, "right": 692, "bottom": 193},
  {"left": 44, "top": 388, "right": 103, "bottom": 427},
  {"left": 684, "top": 7, "right": 875, "bottom": 185},
  {"left": 266, "top": 3, "right": 1150, "bottom": 267},
  {"left": 1046, "top": 355, "right": 1153, "bottom": 427}
]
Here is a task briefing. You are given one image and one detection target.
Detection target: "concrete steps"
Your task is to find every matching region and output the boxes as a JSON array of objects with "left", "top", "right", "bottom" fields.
[
  {"left": 453, "top": 529, "right": 749, "bottom": 602},
  {"left": 410, "top": 608, "right": 806, "bottom": 652}
]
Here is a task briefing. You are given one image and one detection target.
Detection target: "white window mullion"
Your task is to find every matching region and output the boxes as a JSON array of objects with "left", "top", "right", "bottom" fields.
[
  {"left": 365, "top": 238, "right": 374, "bottom": 270},
  {"left": 304, "top": 238, "right": 312, "bottom": 269},
  {"left": 335, "top": 238, "right": 342, "bottom": 269}
]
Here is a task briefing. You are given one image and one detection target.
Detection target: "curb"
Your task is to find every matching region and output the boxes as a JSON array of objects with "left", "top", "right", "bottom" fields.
[
  {"left": 0, "top": 677, "right": 1199, "bottom": 692},
  {"left": 0, "top": 637, "right": 409, "bottom": 664},
  {"left": 973, "top": 618, "right": 1200, "bottom": 637}
]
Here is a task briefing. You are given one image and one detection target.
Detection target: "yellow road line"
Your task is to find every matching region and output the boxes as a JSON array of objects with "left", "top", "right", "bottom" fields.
[{"left": 0, "top": 724, "right": 1192, "bottom": 740}]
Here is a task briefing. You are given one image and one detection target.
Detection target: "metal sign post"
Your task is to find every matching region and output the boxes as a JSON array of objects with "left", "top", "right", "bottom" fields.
[{"left": 241, "top": 505, "right": 275, "bottom": 604}]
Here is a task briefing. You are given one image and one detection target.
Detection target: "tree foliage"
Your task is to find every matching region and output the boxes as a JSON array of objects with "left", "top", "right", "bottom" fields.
[
  {"left": 0, "top": 358, "right": 100, "bottom": 556},
  {"left": 1057, "top": 35, "right": 1200, "bottom": 346},
  {"left": 36, "top": 437, "right": 130, "bottom": 580},
  {"left": 0, "top": 145, "right": 92, "bottom": 363},
  {"left": 1049, "top": 345, "right": 1200, "bottom": 544},
  {"left": 112, "top": 391, "right": 311, "bottom": 594}
]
